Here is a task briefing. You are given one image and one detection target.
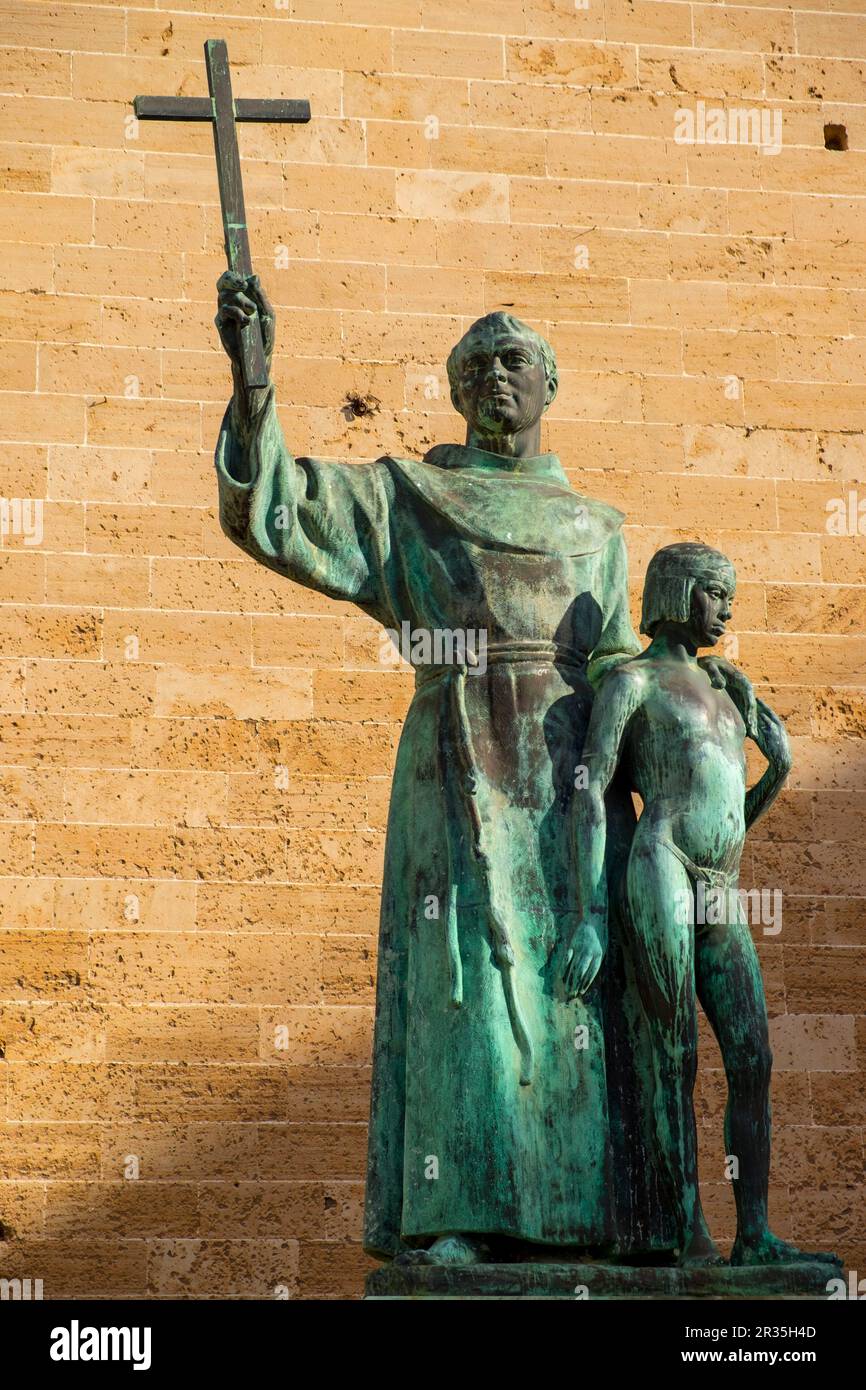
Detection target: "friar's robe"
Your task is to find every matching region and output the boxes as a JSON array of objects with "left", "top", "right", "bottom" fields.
[{"left": 215, "top": 388, "right": 668, "bottom": 1258}]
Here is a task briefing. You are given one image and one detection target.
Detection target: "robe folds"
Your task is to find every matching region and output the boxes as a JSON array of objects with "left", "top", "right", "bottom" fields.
[{"left": 215, "top": 388, "right": 669, "bottom": 1258}]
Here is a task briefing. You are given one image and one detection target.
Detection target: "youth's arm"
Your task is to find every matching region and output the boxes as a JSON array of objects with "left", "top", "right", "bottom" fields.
[
  {"left": 563, "top": 664, "right": 645, "bottom": 999},
  {"left": 745, "top": 697, "right": 792, "bottom": 830}
]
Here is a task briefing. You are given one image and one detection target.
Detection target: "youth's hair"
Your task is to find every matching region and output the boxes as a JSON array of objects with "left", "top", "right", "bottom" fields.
[
  {"left": 446, "top": 312, "right": 558, "bottom": 399},
  {"left": 640, "top": 542, "right": 736, "bottom": 637}
]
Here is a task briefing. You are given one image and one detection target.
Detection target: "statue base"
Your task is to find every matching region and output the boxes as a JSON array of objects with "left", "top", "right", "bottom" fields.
[{"left": 364, "top": 1259, "right": 838, "bottom": 1300}]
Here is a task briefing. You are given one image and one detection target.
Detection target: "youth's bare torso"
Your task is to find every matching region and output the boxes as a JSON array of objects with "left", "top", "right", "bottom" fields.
[{"left": 624, "top": 658, "right": 747, "bottom": 874}]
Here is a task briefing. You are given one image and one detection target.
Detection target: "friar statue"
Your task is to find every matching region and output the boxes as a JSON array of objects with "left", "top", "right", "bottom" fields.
[{"left": 213, "top": 273, "right": 747, "bottom": 1268}]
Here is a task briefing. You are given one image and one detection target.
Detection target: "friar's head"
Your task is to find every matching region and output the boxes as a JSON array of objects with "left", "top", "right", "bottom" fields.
[
  {"left": 640, "top": 542, "right": 736, "bottom": 649},
  {"left": 446, "top": 312, "right": 558, "bottom": 445}
]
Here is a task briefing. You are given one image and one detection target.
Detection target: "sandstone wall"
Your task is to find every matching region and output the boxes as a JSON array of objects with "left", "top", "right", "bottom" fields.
[{"left": 0, "top": 0, "right": 863, "bottom": 1297}]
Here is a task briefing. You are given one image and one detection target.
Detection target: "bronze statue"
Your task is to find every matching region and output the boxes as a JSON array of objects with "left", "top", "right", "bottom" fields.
[
  {"left": 213, "top": 275, "right": 839, "bottom": 1292},
  {"left": 567, "top": 542, "right": 839, "bottom": 1269}
]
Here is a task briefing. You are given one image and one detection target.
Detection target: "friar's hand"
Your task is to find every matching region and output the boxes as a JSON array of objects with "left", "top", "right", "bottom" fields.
[
  {"left": 215, "top": 271, "right": 275, "bottom": 376},
  {"left": 700, "top": 655, "right": 758, "bottom": 741},
  {"left": 562, "top": 920, "right": 605, "bottom": 1000},
  {"left": 754, "top": 699, "right": 792, "bottom": 776}
]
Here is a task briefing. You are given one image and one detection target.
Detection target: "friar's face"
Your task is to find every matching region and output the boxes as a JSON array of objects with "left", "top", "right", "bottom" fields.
[
  {"left": 450, "top": 326, "right": 554, "bottom": 439},
  {"left": 688, "top": 568, "right": 736, "bottom": 648}
]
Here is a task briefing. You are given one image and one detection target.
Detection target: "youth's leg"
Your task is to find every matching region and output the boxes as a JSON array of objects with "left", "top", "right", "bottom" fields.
[
  {"left": 694, "top": 908, "right": 770, "bottom": 1250},
  {"left": 627, "top": 839, "right": 721, "bottom": 1265},
  {"left": 696, "top": 909, "right": 839, "bottom": 1266}
]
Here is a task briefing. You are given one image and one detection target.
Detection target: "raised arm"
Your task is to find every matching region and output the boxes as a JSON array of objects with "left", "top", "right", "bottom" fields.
[
  {"left": 744, "top": 697, "right": 792, "bottom": 830},
  {"left": 214, "top": 273, "right": 396, "bottom": 625},
  {"left": 216, "top": 270, "right": 279, "bottom": 446},
  {"left": 563, "top": 663, "right": 645, "bottom": 999}
]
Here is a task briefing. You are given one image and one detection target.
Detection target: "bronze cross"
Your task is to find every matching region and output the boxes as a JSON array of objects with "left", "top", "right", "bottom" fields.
[{"left": 134, "top": 39, "right": 311, "bottom": 388}]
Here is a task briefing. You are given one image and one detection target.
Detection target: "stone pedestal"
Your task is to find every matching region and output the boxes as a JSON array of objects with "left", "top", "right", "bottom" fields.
[{"left": 365, "top": 1260, "right": 838, "bottom": 1300}]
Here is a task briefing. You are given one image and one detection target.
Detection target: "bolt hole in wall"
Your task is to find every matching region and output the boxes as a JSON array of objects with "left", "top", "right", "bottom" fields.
[
  {"left": 824, "top": 123, "right": 848, "bottom": 151},
  {"left": 343, "top": 392, "right": 381, "bottom": 419}
]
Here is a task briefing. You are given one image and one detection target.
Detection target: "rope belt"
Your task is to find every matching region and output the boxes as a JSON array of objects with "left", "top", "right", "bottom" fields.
[
  {"left": 415, "top": 638, "right": 587, "bottom": 690},
  {"left": 424, "top": 639, "right": 588, "bottom": 1086}
]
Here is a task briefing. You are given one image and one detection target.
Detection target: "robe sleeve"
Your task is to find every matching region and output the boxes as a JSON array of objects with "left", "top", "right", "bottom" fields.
[
  {"left": 586, "top": 529, "right": 642, "bottom": 690},
  {"left": 214, "top": 387, "right": 397, "bottom": 627}
]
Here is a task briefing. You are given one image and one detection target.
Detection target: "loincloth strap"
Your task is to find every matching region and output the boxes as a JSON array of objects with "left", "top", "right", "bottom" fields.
[{"left": 659, "top": 836, "right": 738, "bottom": 892}]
